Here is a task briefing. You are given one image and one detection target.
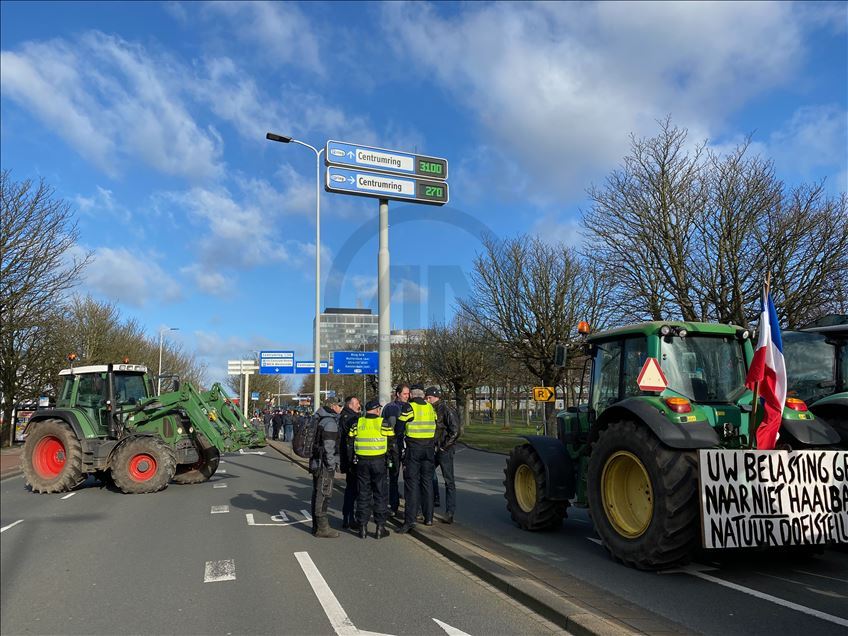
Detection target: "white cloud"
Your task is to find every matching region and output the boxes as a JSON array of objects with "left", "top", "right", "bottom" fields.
[
  {"left": 81, "top": 246, "right": 182, "bottom": 307},
  {"left": 768, "top": 105, "right": 848, "bottom": 182},
  {"left": 393, "top": 279, "right": 428, "bottom": 304},
  {"left": 74, "top": 186, "right": 132, "bottom": 223},
  {"left": 0, "top": 32, "right": 222, "bottom": 180},
  {"left": 382, "top": 2, "right": 813, "bottom": 200},
  {"left": 180, "top": 264, "right": 235, "bottom": 297}
]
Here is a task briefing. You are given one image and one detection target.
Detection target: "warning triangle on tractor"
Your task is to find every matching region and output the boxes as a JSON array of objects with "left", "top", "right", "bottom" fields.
[{"left": 637, "top": 357, "right": 668, "bottom": 392}]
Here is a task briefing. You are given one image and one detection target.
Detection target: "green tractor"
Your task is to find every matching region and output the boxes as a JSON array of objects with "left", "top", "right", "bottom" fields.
[
  {"left": 22, "top": 361, "right": 265, "bottom": 494},
  {"left": 783, "top": 315, "right": 847, "bottom": 446},
  {"left": 504, "top": 321, "right": 843, "bottom": 570}
]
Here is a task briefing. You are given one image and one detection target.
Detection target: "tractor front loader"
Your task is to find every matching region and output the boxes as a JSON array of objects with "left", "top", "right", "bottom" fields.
[{"left": 22, "top": 362, "right": 266, "bottom": 495}]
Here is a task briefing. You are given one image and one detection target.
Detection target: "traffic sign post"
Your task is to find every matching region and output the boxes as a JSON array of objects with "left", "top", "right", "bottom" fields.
[
  {"left": 259, "top": 350, "right": 295, "bottom": 374},
  {"left": 227, "top": 359, "right": 258, "bottom": 418},
  {"left": 332, "top": 351, "right": 379, "bottom": 375},
  {"left": 532, "top": 387, "right": 556, "bottom": 402},
  {"left": 325, "top": 166, "right": 448, "bottom": 205},
  {"left": 325, "top": 140, "right": 448, "bottom": 180}
]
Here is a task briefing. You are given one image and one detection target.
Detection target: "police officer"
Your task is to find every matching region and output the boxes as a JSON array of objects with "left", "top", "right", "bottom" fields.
[
  {"left": 311, "top": 396, "right": 343, "bottom": 538},
  {"left": 397, "top": 384, "right": 438, "bottom": 533},
  {"left": 348, "top": 399, "right": 394, "bottom": 539},
  {"left": 381, "top": 383, "right": 411, "bottom": 517},
  {"left": 426, "top": 386, "right": 460, "bottom": 524},
  {"left": 338, "top": 396, "right": 361, "bottom": 530}
]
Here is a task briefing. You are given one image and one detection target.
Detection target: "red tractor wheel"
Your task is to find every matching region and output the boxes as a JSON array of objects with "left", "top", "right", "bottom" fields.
[
  {"left": 22, "top": 419, "right": 85, "bottom": 493},
  {"left": 111, "top": 437, "right": 176, "bottom": 494}
]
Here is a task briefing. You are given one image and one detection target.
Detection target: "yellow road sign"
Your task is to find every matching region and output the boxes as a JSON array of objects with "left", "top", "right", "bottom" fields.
[{"left": 533, "top": 386, "right": 556, "bottom": 402}]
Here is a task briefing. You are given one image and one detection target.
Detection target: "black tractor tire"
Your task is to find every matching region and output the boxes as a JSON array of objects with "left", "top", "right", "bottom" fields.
[
  {"left": 587, "top": 420, "right": 700, "bottom": 570},
  {"left": 503, "top": 443, "right": 568, "bottom": 531},
  {"left": 22, "top": 418, "right": 86, "bottom": 493},
  {"left": 173, "top": 446, "right": 220, "bottom": 484},
  {"left": 111, "top": 436, "right": 177, "bottom": 494}
]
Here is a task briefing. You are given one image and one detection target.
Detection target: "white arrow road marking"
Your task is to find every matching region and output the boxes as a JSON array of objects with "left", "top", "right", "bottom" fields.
[
  {"left": 238, "top": 449, "right": 266, "bottom": 455},
  {"left": 204, "top": 559, "right": 236, "bottom": 583},
  {"left": 60, "top": 492, "right": 76, "bottom": 500},
  {"left": 672, "top": 565, "right": 848, "bottom": 627},
  {"left": 1, "top": 519, "right": 24, "bottom": 533},
  {"left": 295, "top": 551, "right": 393, "bottom": 636},
  {"left": 246, "top": 512, "right": 312, "bottom": 527},
  {"left": 211, "top": 505, "right": 229, "bottom": 514},
  {"left": 432, "top": 618, "right": 472, "bottom": 635}
]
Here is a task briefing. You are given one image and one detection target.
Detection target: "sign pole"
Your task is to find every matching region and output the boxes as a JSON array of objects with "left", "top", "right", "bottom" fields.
[{"left": 378, "top": 198, "right": 391, "bottom": 405}]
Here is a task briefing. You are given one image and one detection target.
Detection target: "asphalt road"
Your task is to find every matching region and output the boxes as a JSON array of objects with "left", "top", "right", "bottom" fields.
[
  {"left": 447, "top": 445, "right": 848, "bottom": 636},
  {"left": 0, "top": 448, "right": 563, "bottom": 636}
]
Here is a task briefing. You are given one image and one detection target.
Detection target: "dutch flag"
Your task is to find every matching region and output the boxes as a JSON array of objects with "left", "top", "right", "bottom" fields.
[{"left": 745, "top": 287, "right": 787, "bottom": 450}]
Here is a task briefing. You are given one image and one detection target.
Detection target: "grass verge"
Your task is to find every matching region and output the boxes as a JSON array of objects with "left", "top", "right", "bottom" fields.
[{"left": 461, "top": 420, "right": 543, "bottom": 454}]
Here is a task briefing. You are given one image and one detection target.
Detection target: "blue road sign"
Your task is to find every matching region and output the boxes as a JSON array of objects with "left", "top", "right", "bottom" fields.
[
  {"left": 259, "top": 350, "right": 295, "bottom": 374},
  {"left": 325, "top": 140, "right": 448, "bottom": 180},
  {"left": 325, "top": 166, "right": 448, "bottom": 205},
  {"left": 251, "top": 391, "right": 260, "bottom": 400},
  {"left": 294, "top": 360, "right": 329, "bottom": 374},
  {"left": 332, "top": 351, "right": 379, "bottom": 375}
]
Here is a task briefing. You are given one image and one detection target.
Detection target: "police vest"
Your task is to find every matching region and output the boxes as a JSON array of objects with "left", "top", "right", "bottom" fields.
[
  {"left": 351, "top": 416, "right": 390, "bottom": 456},
  {"left": 406, "top": 402, "right": 437, "bottom": 439}
]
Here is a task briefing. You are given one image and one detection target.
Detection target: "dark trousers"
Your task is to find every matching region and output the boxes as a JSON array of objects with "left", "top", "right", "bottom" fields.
[
  {"left": 356, "top": 456, "right": 388, "bottom": 525},
  {"left": 389, "top": 466, "right": 400, "bottom": 513},
  {"left": 435, "top": 446, "right": 456, "bottom": 515},
  {"left": 272, "top": 423, "right": 281, "bottom": 440},
  {"left": 403, "top": 442, "right": 435, "bottom": 526},
  {"left": 311, "top": 467, "right": 334, "bottom": 531},
  {"left": 342, "top": 468, "right": 358, "bottom": 524}
]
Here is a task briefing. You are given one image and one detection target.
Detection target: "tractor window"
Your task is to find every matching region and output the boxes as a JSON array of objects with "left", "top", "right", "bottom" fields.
[
  {"left": 660, "top": 336, "right": 746, "bottom": 402},
  {"left": 622, "top": 337, "right": 648, "bottom": 398},
  {"left": 782, "top": 331, "right": 836, "bottom": 403},
  {"left": 113, "top": 374, "right": 149, "bottom": 405},
  {"left": 592, "top": 341, "right": 622, "bottom": 412},
  {"left": 77, "top": 373, "right": 108, "bottom": 407}
]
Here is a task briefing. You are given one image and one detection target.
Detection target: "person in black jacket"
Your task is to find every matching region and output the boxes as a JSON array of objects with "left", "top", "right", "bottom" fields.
[
  {"left": 380, "top": 383, "right": 411, "bottom": 517},
  {"left": 337, "top": 396, "right": 361, "bottom": 530},
  {"left": 271, "top": 409, "right": 284, "bottom": 441},
  {"left": 310, "top": 397, "right": 343, "bottom": 538},
  {"left": 426, "top": 386, "right": 460, "bottom": 524}
]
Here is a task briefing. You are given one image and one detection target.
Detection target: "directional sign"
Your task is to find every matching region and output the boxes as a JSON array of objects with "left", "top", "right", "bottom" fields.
[
  {"left": 325, "top": 140, "right": 448, "bottom": 180},
  {"left": 294, "top": 360, "right": 329, "bottom": 375},
  {"left": 259, "top": 350, "right": 295, "bottom": 374},
  {"left": 332, "top": 351, "right": 379, "bottom": 375},
  {"left": 533, "top": 387, "right": 556, "bottom": 402},
  {"left": 325, "top": 166, "right": 448, "bottom": 206},
  {"left": 636, "top": 357, "right": 668, "bottom": 392},
  {"left": 251, "top": 391, "right": 260, "bottom": 401},
  {"left": 227, "top": 359, "right": 257, "bottom": 375}
]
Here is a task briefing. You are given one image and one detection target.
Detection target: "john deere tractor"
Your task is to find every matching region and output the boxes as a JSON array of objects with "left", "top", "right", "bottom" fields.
[
  {"left": 783, "top": 315, "right": 847, "bottom": 446},
  {"left": 504, "top": 322, "right": 843, "bottom": 570},
  {"left": 22, "top": 361, "right": 265, "bottom": 494}
]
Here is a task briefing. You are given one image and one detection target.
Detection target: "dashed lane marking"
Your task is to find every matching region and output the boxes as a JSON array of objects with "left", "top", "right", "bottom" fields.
[
  {"left": 204, "top": 559, "right": 236, "bottom": 583},
  {"left": 218, "top": 469, "right": 227, "bottom": 473},
  {"left": 60, "top": 492, "right": 76, "bottom": 500},
  {"left": 794, "top": 569, "right": 848, "bottom": 584},
  {"left": 1, "top": 519, "right": 24, "bottom": 533},
  {"left": 211, "top": 505, "right": 229, "bottom": 514},
  {"left": 213, "top": 483, "right": 228, "bottom": 488}
]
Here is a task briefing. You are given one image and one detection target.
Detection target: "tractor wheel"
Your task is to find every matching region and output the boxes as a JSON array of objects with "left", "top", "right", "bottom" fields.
[
  {"left": 173, "top": 446, "right": 220, "bottom": 484},
  {"left": 587, "top": 420, "right": 699, "bottom": 570},
  {"left": 22, "top": 419, "right": 85, "bottom": 493},
  {"left": 112, "top": 437, "right": 177, "bottom": 494},
  {"left": 503, "top": 444, "right": 568, "bottom": 531}
]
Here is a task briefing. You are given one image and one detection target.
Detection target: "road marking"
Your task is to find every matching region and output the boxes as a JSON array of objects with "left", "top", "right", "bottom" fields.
[
  {"left": 217, "top": 469, "right": 227, "bottom": 474},
  {"left": 586, "top": 537, "right": 603, "bottom": 545},
  {"left": 239, "top": 448, "right": 266, "bottom": 455},
  {"left": 204, "top": 559, "right": 236, "bottom": 583},
  {"left": 682, "top": 566, "right": 848, "bottom": 627},
  {"left": 60, "top": 492, "right": 76, "bottom": 500},
  {"left": 301, "top": 509, "right": 312, "bottom": 520},
  {"left": 213, "top": 483, "right": 227, "bottom": 488},
  {"left": 432, "top": 618, "right": 472, "bottom": 635},
  {"left": 270, "top": 511, "right": 290, "bottom": 522},
  {"left": 246, "top": 512, "right": 312, "bottom": 527},
  {"left": 0, "top": 519, "right": 24, "bottom": 533},
  {"left": 794, "top": 569, "right": 848, "bottom": 584},
  {"left": 211, "top": 505, "right": 229, "bottom": 514}
]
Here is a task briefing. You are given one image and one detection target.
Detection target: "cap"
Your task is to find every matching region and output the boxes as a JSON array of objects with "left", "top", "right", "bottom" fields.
[
  {"left": 424, "top": 386, "right": 441, "bottom": 398},
  {"left": 323, "top": 396, "right": 341, "bottom": 408},
  {"left": 365, "top": 399, "right": 382, "bottom": 411},
  {"left": 410, "top": 383, "right": 425, "bottom": 391}
]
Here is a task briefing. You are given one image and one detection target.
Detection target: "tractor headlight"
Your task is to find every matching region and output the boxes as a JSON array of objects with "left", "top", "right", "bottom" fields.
[
  {"left": 660, "top": 325, "right": 672, "bottom": 336},
  {"left": 676, "top": 328, "right": 688, "bottom": 338},
  {"left": 741, "top": 329, "right": 750, "bottom": 340},
  {"left": 177, "top": 427, "right": 184, "bottom": 434}
]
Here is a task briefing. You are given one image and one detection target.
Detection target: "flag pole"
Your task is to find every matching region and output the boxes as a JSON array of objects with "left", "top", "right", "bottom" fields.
[{"left": 748, "top": 274, "right": 770, "bottom": 449}]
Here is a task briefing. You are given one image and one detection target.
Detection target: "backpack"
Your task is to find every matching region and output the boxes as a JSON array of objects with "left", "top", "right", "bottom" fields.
[{"left": 292, "top": 413, "right": 321, "bottom": 459}]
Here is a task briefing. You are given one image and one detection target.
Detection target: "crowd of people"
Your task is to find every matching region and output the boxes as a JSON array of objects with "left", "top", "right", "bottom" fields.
[{"left": 302, "top": 383, "right": 461, "bottom": 539}]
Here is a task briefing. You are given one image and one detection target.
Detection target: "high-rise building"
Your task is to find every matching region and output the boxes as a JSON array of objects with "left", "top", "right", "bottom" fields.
[{"left": 316, "top": 308, "right": 379, "bottom": 362}]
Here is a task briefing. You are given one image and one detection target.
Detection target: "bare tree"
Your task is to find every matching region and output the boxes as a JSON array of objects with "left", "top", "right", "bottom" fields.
[
  {"left": 0, "top": 172, "right": 91, "bottom": 445},
  {"left": 459, "top": 234, "right": 600, "bottom": 431}
]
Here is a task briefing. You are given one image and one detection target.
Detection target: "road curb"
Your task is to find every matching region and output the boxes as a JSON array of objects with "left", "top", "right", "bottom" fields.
[{"left": 264, "top": 440, "right": 687, "bottom": 636}]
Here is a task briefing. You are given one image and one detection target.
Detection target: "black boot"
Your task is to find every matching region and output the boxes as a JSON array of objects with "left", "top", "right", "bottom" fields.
[{"left": 376, "top": 524, "right": 390, "bottom": 539}]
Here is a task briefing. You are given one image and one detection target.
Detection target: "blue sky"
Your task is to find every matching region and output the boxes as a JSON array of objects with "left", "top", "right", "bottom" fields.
[{"left": 2, "top": 1, "right": 846, "bottom": 385}]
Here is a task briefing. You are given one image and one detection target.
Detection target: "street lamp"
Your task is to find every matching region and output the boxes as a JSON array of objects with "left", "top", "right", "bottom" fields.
[
  {"left": 266, "top": 131, "right": 324, "bottom": 411},
  {"left": 157, "top": 326, "right": 179, "bottom": 395}
]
